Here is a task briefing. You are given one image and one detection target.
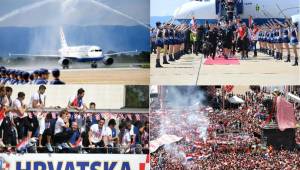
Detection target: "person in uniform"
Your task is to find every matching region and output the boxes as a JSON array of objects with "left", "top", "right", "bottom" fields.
[
  {"left": 2, "top": 69, "right": 10, "bottom": 85},
  {"left": 50, "top": 69, "right": 65, "bottom": 85},
  {"left": 290, "top": 23, "right": 299, "bottom": 66},
  {"left": 15, "top": 71, "right": 23, "bottom": 85},
  {"left": 274, "top": 24, "right": 283, "bottom": 60},
  {"left": 150, "top": 28, "right": 156, "bottom": 54},
  {"left": 9, "top": 70, "right": 18, "bottom": 85},
  {"left": 0, "top": 67, "right": 7, "bottom": 85},
  {"left": 154, "top": 22, "right": 164, "bottom": 68},
  {"left": 173, "top": 26, "right": 182, "bottom": 59},
  {"left": 262, "top": 26, "right": 268, "bottom": 54},
  {"left": 32, "top": 70, "right": 40, "bottom": 84},
  {"left": 163, "top": 24, "right": 174, "bottom": 63},
  {"left": 178, "top": 24, "right": 189, "bottom": 59},
  {"left": 283, "top": 22, "right": 291, "bottom": 62},
  {"left": 36, "top": 68, "right": 49, "bottom": 85},
  {"left": 168, "top": 25, "right": 175, "bottom": 61},
  {"left": 270, "top": 26, "right": 276, "bottom": 57},
  {"left": 21, "top": 72, "right": 30, "bottom": 84}
]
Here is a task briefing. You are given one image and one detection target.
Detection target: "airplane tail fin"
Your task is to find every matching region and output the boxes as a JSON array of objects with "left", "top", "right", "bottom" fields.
[{"left": 60, "top": 27, "right": 68, "bottom": 48}]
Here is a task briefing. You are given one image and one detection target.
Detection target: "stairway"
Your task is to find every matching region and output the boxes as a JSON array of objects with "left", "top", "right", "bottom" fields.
[{"left": 217, "top": 0, "right": 243, "bottom": 21}]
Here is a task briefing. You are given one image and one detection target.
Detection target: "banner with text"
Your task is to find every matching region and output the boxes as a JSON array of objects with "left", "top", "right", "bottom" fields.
[{"left": 0, "top": 154, "right": 150, "bottom": 170}]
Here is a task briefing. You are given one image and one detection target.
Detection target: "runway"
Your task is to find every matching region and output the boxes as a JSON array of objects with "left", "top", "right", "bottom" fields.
[
  {"left": 60, "top": 68, "right": 149, "bottom": 85},
  {"left": 150, "top": 51, "right": 300, "bottom": 85}
]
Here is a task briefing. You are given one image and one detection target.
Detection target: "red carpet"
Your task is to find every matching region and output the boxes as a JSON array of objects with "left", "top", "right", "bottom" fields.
[{"left": 204, "top": 55, "right": 240, "bottom": 65}]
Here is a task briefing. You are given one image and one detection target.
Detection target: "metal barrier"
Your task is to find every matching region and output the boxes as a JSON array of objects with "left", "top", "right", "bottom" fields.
[
  {"left": 22, "top": 108, "right": 149, "bottom": 114},
  {"left": 0, "top": 145, "right": 149, "bottom": 154}
]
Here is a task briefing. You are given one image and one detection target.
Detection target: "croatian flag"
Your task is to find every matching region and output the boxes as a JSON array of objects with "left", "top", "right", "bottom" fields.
[
  {"left": 0, "top": 159, "right": 10, "bottom": 170},
  {"left": 16, "top": 137, "right": 30, "bottom": 151},
  {"left": 139, "top": 154, "right": 150, "bottom": 170},
  {"left": 0, "top": 108, "right": 6, "bottom": 122},
  {"left": 193, "top": 141, "right": 202, "bottom": 148},
  {"left": 190, "top": 17, "right": 197, "bottom": 31},
  {"left": 71, "top": 138, "right": 82, "bottom": 148},
  {"left": 248, "top": 16, "right": 253, "bottom": 26},
  {"left": 185, "top": 154, "right": 193, "bottom": 161}
]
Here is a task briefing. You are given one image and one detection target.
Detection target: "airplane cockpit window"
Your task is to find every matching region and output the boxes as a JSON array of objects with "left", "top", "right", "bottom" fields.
[{"left": 91, "top": 49, "right": 102, "bottom": 52}]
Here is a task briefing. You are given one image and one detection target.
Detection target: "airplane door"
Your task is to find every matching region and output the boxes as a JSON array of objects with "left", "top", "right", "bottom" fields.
[{"left": 236, "top": 0, "right": 243, "bottom": 14}]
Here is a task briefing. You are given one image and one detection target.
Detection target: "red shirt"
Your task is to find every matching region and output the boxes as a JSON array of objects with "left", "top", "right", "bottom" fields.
[{"left": 238, "top": 27, "right": 246, "bottom": 38}]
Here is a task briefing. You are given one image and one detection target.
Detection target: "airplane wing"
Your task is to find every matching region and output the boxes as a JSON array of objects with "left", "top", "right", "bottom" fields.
[
  {"left": 104, "top": 50, "right": 138, "bottom": 56},
  {"left": 8, "top": 53, "right": 60, "bottom": 58}
]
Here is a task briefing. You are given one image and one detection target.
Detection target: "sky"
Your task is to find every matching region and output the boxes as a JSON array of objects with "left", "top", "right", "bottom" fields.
[
  {"left": 150, "top": 0, "right": 189, "bottom": 16},
  {"left": 0, "top": 0, "right": 149, "bottom": 27}
]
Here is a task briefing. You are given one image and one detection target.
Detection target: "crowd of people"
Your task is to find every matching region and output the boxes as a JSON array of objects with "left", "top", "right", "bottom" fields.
[
  {"left": 0, "top": 66, "right": 65, "bottom": 85},
  {"left": 151, "top": 17, "right": 299, "bottom": 67},
  {"left": 150, "top": 87, "right": 300, "bottom": 169},
  {"left": 0, "top": 85, "right": 149, "bottom": 154}
]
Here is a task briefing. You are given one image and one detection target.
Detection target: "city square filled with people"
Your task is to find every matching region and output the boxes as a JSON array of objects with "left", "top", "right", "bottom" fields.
[
  {"left": 0, "top": 85, "right": 149, "bottom": 154},
  {"left": 150, "top": 86, "right": 300, "bottom": 169}
]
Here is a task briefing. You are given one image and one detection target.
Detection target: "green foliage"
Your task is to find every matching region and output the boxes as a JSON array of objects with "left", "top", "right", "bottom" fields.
[{"left": 125, "top": 85, "right": 149, "bottom": 108}]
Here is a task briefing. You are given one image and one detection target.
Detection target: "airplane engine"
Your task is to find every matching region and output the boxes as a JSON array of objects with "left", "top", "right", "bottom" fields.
[
  {"left": 102, "top": 56, "right": 114, "bottom": 65},
  {"left": 58, "top": 58, "right": 70, "bottom": 69}
]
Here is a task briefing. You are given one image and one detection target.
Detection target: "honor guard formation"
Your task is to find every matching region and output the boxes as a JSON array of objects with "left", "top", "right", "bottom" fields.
[
  {"left": 0, "top": 67, "right": 65, "bottom": 85},
  {"left": 151, "top": 18, "right": 298, "bottom": 68}
]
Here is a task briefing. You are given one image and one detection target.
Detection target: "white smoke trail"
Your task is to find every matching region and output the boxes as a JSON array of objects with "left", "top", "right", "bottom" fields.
[
  {"left": 0, "top": 0, "right": 58, "bottom": 23},
  {"left": 87, "top": 0, "right": 150, "bottom": 29},
  {"left": 157, "top": 86, "right": 210, "bottom": 161}
]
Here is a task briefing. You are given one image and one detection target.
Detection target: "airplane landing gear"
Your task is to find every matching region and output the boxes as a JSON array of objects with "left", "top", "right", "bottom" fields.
[
  {"left": 91, "top": 61, "right": 98, "bottom": 68},
  {"left": 62, "top": 64, "right": 69, "bottom": 69}
]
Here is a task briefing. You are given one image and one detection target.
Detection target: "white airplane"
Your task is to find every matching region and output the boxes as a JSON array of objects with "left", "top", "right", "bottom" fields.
[
  {"left": 173, "top": 0, "right": 300, "bottom": 25},
  {"left": 9, "top": 28, "right": 137, "bottom": 69}
]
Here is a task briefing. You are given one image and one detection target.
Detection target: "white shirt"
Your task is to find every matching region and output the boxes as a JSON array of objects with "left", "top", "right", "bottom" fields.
[
  {"left": 0, "top": 95, "right": 9, "bottom": 108},
  {"left": 30, "top": 92, "right": 46, "bottom": 108},
  {"left": 104, "top": 126, "right": 114, "bottom": 146},
  {"left": 12, "top": 99, "right": 27, "bottom": 118},
  {"left": 129, "top": 124, "right": 136, "bottom": 136},
  {"left": 90, "top": 124, "right": 103, "bottom": 143},
  {"left": 54, "top": 117, "right": 65, "bottom": 134},
  {"left": 122, "top": 129, "right": 131, "bottom": 146}
]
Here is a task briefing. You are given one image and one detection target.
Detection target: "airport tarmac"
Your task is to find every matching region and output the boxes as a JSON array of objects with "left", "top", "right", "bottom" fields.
[
  {"left": 150, "top": 51, "right": 300, "bottom": 85},
  {"left": 60, "top": 68, "right": 149, "bottom": 84}
]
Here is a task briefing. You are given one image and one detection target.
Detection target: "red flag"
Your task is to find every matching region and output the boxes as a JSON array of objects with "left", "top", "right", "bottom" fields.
[
  {"left": 0, "top": 108, "right": 5, "bottom": 121},
  {"left": 276, "top": 96, "right": 296, "bottom": 131},
  {"left": 224, "top": 85, "right": 234, "bottom": 93}
]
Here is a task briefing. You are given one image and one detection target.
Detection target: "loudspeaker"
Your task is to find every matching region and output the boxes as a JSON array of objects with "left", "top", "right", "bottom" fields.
[{"left": 262, "top": 128, "right": 296, "bottom": 150}]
